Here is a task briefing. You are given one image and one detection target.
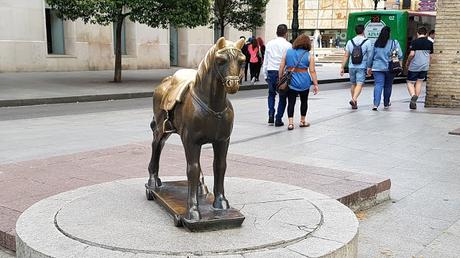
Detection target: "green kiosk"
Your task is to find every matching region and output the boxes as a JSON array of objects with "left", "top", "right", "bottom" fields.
[{"left": 345, "top": 10, "right": 436, "bottom": 72}]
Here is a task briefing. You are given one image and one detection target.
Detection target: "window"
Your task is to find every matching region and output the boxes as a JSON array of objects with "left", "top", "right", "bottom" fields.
[
  {"left": 113, "top": 22, "right": 127, "bottom": 55},
  {"left": 402, "top": 0, "right": 411, "bottom": 9},
  {"left": 45, "top": 8, "right": 65, "bottom": 54}
]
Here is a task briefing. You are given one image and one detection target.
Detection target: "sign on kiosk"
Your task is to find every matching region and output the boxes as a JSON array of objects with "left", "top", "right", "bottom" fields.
[{"left": 364, "top": 16, "right": 386, "bottom": 44}]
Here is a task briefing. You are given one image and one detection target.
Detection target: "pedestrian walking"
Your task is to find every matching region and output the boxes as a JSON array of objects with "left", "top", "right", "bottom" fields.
[
  {"left": 367, "top": 26, "right": 403, "bottom": 111},
  {"left": 262, "top": 24, "right": 292, "bottom": 126},
  {"left": 241, "top": 36, "right": 251, "bottom": 82},
  {"left": 335, "top": 37, "right": 340, "bottom": 48},
  {"left": 428, "top": 29, "right": 435, "bottom": 43},
  {"left": 406, "top": 27, "right": 433, "bottom": 109},
  {"left": 255, "top": 37, "right": 265, "bottom": 82},
  {"left": 278, "top": 34, "right": 319, "bottom": 130},
  {"left": 239, "top": 36, "right": 247, "bottom": 82},
  {"left": 340, "top": 24, "right": 373, "bottom": 109},
  {"left": 248, "top": 38, "right": 261, "bottom": 84}
]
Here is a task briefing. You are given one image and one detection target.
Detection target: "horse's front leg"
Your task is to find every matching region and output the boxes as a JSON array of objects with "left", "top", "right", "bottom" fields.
[
  {"left": 183, "top": 141, "right": 202, "bottom": 221},
  {"left": 212, "top": 140, "right": 230, "bottom": 210}
]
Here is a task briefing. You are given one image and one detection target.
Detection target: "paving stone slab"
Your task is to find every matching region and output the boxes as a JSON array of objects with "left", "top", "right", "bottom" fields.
[{"left": 0, "top": 142, "right": 389, "bottom": 251}]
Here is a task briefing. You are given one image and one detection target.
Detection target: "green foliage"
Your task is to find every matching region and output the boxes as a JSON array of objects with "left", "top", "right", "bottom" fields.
[
  {"left": 46, "top": 0, "right": 210, "bottom": 28},
  {"left": 46, "top": 0, "right": 210, "bottom": 82},
  {"left": 211, "top": 0, "right": 269, "bottom": 36}
]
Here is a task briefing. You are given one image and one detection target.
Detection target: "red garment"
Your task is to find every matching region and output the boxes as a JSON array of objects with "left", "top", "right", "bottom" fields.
[{"left": 248, "top": 45, "right": 259, "bottom": 63}]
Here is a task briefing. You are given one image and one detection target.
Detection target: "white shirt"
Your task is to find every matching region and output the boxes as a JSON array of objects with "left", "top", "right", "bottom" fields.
[
  {"left": 428, "top": 36, "right": 434, "bottom": 43},
  {"left": 263, "top": 37, "right": 292, "bottom": 78}
]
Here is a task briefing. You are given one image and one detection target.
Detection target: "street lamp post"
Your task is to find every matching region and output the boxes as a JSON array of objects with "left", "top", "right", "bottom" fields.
[
  {"left": 373, "top": 0, "right": 387, "bottom": 10},
  {"left": 374, "top": 0, "right": 379, "bottom": 10},
  {"left": 292, "top": 0, "right": 299, "bottom": 41}
]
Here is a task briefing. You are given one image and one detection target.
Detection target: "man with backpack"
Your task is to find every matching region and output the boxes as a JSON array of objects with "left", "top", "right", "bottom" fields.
[{"left": 340, "top": 24, "right": 373, "bottom": 109}]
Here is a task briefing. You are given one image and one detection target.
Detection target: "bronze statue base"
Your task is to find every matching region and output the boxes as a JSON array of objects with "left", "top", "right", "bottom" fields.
[{"left": 145, "top": 181, "right": 245, "bottom": 231}]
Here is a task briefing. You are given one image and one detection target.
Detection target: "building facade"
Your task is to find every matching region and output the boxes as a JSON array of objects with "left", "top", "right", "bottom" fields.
[
  {"left": 0, "top": 0, "right": 288, "bottom": 73},
  {"left": 0, "top": 0, "right": 172, "bottom": 72},
  {"left": 1, "top": 0, "right": 441, "bottom": 72},
  {"left": 425, "top": 0, "right": 460, "bottom": 108}
]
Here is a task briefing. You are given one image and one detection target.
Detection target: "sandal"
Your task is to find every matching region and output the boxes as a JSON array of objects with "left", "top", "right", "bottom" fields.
[
  {"left": 349, "top": 100, "right": 358, "bottom": 109},
  {"left": 288, "top": 124, "right": 294, "bottom": 130},
  {"left": 299, "top": 121, "right": 310, "bottom": 127}
]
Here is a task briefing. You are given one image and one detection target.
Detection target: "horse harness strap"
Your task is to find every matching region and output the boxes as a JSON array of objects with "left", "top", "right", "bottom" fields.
[{"left": 190, "top": 89, "right": 228, "bottom": 120}]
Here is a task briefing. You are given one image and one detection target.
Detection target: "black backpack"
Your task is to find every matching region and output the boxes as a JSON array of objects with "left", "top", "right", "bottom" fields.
[{"left": 350, "top": 39, "right": 368, "bottom": 65}]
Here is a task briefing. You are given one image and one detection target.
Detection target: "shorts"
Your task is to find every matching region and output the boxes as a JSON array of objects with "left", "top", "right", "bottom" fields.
[
  {"left": 349, "top": 68, "right": 366, "bottom": 84},
  {"left": 407, "top": 71, "right": 427, "bottom": 82}
]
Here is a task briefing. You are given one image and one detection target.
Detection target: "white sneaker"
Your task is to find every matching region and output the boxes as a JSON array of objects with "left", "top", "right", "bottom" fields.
[{"left": 251, "top": 77, "right": 256, "bottom": 85}]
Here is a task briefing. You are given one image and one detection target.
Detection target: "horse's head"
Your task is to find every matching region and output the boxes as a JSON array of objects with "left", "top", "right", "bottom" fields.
[{"left": 213, "top": 37, "right": 246, "bottom": 94}]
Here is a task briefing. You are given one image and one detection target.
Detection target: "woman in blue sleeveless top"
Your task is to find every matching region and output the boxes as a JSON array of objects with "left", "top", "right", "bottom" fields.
[{"left": 279, "top": 34, "right": 319, "bottom": 130}]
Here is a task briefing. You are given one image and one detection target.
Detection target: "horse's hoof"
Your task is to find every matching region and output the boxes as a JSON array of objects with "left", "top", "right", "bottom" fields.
[
  {"left": 198, "top": 184, "right": 209, "bottom": 196},
  {"left": 147, "top": 177, "right": 162, "bottom": 189},
  {"left": 213, "top": 195, "right": 230, "bottom": 210},
  {"left": 187, "top": 208, "right": 201, "bottom": 221},
  {"left": 173, "top": 214, "right": 182, "bottom": 227},
  {"left": 155, "top": 177, "right": 162, "bottom": 187},
  {"left": 145, "top": 189, "right": 155, "bottom": 201}
]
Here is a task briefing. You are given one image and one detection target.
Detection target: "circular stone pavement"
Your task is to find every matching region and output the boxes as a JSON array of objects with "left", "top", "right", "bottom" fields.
[{"left": 16, "top": 177, "right": 358, "bottom": 257}]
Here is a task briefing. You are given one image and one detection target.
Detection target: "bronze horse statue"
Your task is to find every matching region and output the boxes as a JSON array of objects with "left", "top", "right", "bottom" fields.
[{"left": 147, "top": 37, "right": 246, "bottom": 223}]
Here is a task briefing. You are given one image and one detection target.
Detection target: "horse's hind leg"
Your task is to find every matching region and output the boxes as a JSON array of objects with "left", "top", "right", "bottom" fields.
[{"left": 147, "top": 119, "right": 169, "bottom": 190}]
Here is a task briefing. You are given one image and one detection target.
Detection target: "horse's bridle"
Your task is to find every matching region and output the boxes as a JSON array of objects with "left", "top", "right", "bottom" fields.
[{"left": 214, "top": 47, "right": 243, "bottom": 85}]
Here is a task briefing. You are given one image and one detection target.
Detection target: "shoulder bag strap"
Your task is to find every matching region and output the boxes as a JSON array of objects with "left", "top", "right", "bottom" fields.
[
  {"left": 293, "top": 50, "right": 308, "bottom": 69},
  {"left": 390, "top": 40, "right": 396, "bottom": 57}
]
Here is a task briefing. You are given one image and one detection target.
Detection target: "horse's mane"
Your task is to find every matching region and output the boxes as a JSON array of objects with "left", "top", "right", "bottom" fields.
[{"left": 195, "top": 45, "right": 217, "bottom": 85}]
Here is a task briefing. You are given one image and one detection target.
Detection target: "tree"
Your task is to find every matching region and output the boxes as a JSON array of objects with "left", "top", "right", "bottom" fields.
[
  {"left": 211, "top": 0, "right": 269, "bottom": 37},
  {"left": 46, "top": 0, "right": 210, "bottom": 82}
]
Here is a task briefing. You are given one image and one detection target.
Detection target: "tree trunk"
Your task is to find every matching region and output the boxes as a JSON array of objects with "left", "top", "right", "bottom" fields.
[
  {"left": 220, "top": 21, "right": 225, "bottom": 37},
  {"left": 113, "top": 17, "right": 124, "bottom": 83}
]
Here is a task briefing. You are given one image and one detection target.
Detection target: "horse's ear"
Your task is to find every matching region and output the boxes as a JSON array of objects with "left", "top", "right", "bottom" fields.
[
  {"left": 216, "top": 37, "right": 226, "bottom": 49},
  {"left": 235, "top": 38, "right": 245, "bottom": 50}
]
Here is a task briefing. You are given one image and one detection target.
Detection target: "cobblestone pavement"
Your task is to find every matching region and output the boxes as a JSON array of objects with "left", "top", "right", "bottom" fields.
[{"left": 1, "top": 82, "right": 460, "bottom": 257}]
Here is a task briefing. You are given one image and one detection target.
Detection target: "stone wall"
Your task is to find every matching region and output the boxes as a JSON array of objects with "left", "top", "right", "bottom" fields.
[
  {"left": 0, "top": 0, "right": 169, "bottom": 72},
  {"left": 425, "top": 0, "right": 460, "bottom": 107}
]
